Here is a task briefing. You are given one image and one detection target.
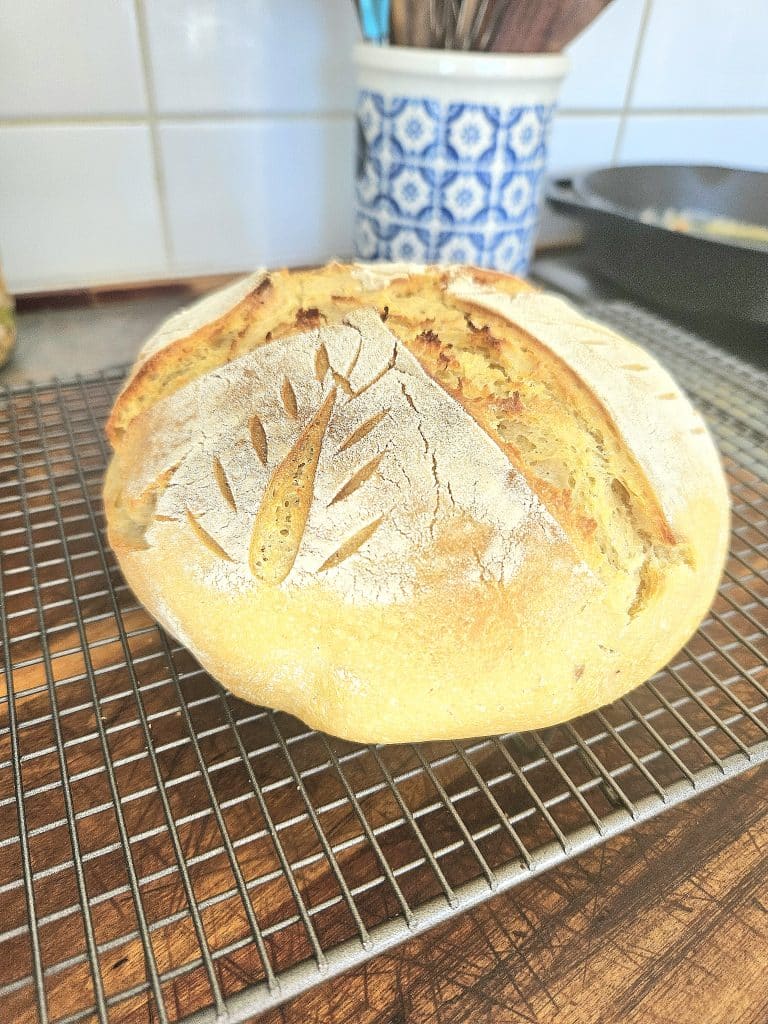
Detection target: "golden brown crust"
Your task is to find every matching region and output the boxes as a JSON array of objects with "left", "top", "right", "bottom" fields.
[
  {"left": 107, "top": 273, "right": 277, "bottom": 442},
  {"left": 108, "top": 264, "right": 535, "bottom": 443},
  {"left": 104, "top": 262, "right": 730, "bottom": 743}
]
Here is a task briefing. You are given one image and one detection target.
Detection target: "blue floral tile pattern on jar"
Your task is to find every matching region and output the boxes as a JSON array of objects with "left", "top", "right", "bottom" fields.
[
  {"left": 355, "top": 90, "right": 555, "bottom": 273},
  {"left": 446, "top": 106, "right": 499, "bottom": 164}
]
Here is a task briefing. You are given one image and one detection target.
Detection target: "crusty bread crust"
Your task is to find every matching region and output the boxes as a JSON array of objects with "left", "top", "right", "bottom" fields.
[{"left": 104, "top": 263, "right": 730, "bottom": 742}]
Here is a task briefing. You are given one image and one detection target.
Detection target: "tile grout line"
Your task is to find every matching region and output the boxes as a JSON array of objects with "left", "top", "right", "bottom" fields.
[
  {"left": 133, "top": 0, "right": 174, "bottom": 267},
  {"left": 2, "top": 109, "right": 767, "bottom": 131},
  {"left": 557, "top": 106, "right": 768, "bottom": 118},
  {"left": 612, "top": 0, "right": 654, "bottom": 164},
  {"left": 0, "top": 110, "right": 357, "bottom": 128}
]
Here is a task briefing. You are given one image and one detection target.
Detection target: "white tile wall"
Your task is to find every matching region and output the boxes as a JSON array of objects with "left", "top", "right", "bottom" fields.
[
  {"left": 0, "top": 0, "right": 766, "bottom": 291},
  {"left": 558, "top": 0, "right": 645, "bottom": 111},
  {"left": 160, "top": 118, "right": 355, "bottom": 272},
  {"left": 547, "top": 115, "right": 622, "bottom": 173},
  {"left": 631, "top": 0, "right": 768, "bottom": 110},
  {"left": 619, "top": 114, "right": 768, "bottom": 169},
  {"left": 0, "top": 0, "right": 147, "bottom": 117},
  {"left": 0, "top": 125, "right": 165, "bottom": 293},
  {"left": 144, "top": 0, "right": 357, "bottom": 114}
]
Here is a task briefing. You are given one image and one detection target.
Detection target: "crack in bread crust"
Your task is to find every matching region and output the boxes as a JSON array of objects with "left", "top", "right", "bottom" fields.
[
  {"left": 109, "top": 309, "right": 567, "bottom": 606},
  {"left": 108, "top": 263, "right": 722, "bottom": 613},
  {"left": 103, "top": 262, "right": 730, "bottom": 742}
]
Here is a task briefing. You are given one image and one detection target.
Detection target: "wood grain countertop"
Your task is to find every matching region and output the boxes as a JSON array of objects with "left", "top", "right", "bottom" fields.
[
  {"left": 264, "top": 765, "right": 768, "bottom": 1024},
  {"left": 2, "top": 265, "right": 766, "bottom": 1024}
]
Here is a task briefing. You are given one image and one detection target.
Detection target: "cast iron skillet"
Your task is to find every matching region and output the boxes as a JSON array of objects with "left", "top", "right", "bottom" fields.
[{"left": 546, "top": 165, "right": 768, "bottom": 328}]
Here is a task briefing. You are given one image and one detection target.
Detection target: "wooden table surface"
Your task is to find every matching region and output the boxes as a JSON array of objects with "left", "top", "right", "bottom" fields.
[
  {"left": 264, "top": 765, "right": 768, "bottom": 1024},
  {"left": 3, "top": 286, "right": 767, "bottom": 1024}
]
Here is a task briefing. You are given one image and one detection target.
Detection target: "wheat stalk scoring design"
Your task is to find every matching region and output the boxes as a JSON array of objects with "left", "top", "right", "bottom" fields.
[
  {"left": 248, "top": 383, "right": 338, "bottom": 583},
  {"left": 181, "top": 338, "right": 395, "bottom": 584}
]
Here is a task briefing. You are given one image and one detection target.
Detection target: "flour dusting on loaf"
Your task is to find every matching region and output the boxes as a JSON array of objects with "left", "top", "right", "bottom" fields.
[
  {"left": 447, "top": 276, "right": 720, "bottom": 538},
  {"left": 121, "top": 306, "right": 570, "bottom": 604},
  {"left": 141, "top": 271, "right": 266, "bottom": 367},
  {"left": 104, "top": 262, "right": 730, "bottom": 743}
]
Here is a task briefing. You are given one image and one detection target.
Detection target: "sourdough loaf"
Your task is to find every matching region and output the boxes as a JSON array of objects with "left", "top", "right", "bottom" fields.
[{"left": 104, "top": 263, "right": 730, "bottom": 742}]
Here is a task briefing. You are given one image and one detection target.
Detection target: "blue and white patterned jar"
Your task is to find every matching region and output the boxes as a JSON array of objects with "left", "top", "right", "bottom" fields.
[{"left": 353, "top": 46, "right": 568, "bottom": 274}]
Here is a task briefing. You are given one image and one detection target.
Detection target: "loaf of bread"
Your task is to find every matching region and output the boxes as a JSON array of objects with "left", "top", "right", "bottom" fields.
[{"left": 104, "top": 263, "right": 730, "bottom": 742}]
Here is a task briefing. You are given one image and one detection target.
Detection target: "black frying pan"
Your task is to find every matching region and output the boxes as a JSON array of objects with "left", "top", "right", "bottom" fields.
[{"left": 546, "top": 165, "right": 768, "bottom": 329}]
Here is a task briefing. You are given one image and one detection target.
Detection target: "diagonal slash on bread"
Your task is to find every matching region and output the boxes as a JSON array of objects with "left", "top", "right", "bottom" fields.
[{"left": 103, "top": 263, "right": 729, "bottom": 742}]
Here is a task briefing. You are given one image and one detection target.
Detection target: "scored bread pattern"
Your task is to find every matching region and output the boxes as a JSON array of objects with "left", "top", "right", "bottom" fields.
[
  {"left": 280, "top": 377, "right": 299, "bottom": 419},
  {"left": 193, "top": 318, "right": 397, "bottom": 591},
  {"left": 317, "top": 517, "right": 385, "bottom": 574},
  {"left": 247, "top": 332, "right": 405, "bottom": 584},
  {"left": 185, "top": 509, "right": 232, "bottom": 562},
  {"left": 248, "top": 386, "right": 339, "bottom": 584},
  {"left": 329, "top": 453, "right": 385, "bottom": 506},
  {"left": 336, "top": 408, "right": 390, "bottom": 454},
  {"left": 248, "top": 413, "right": 268, "bottom": 465},
  {"left": 446, "top": 279, "right": 717, "bottom": 534},
  {"left": 131, "top": 307, "right": 568, "bottom": 604},
  {"left": 212, "top": 456, "right": 237, "bottom": 511}
]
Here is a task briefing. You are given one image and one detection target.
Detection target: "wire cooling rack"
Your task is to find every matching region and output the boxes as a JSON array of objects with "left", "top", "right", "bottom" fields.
[{"left": 1, "top": 301, "right": 767, "bottom": 1024}]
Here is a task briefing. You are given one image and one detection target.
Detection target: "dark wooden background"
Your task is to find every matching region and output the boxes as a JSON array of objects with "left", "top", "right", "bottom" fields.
[
  {"left": 2, "top": 293, "right": 767, "bottom": 1024},
  {"left": 264, "top": 765, "right": 768, "bottom": 1024}
]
